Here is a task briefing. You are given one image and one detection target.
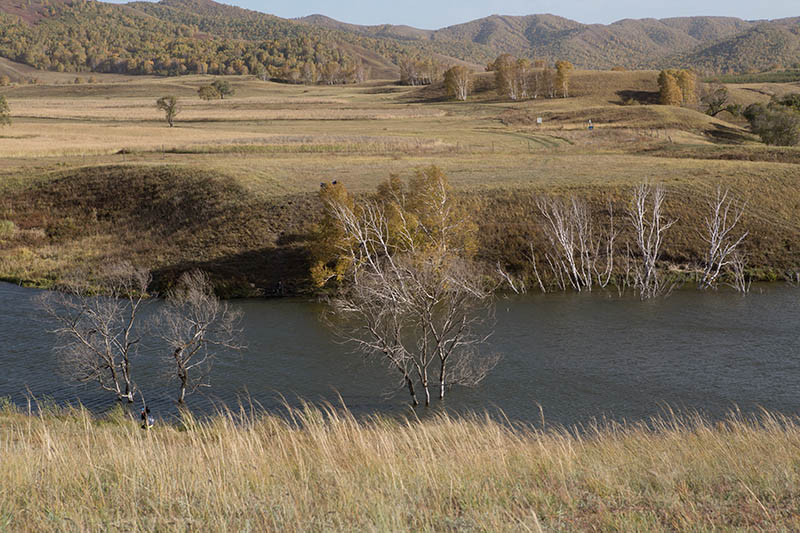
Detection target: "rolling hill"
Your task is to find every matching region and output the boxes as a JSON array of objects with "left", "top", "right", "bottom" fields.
[
  {"left": 301, "top": 13, "right": 799, "bottom": 72},
  {"left": 0, "top": 0, "right": 798, "bottom": 78}
]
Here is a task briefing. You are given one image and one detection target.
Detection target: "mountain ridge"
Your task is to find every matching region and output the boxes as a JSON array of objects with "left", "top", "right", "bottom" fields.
[{"left": 0, "top": 0, "right": 797, "bottom": 76}]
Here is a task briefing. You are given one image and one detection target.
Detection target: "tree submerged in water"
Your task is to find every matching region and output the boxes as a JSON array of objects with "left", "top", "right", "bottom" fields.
[
  {"left": 314, "top": 167, "right": 500, "bottom": 407},
  {"left": 41, "top": 264, "right": 242, "bottom": 409},
  {"left": 158, "top": 270, "right": 243, "bottom": 405},
  {"left": 39, "top": 262, "right": 151, "bottom": 404}
]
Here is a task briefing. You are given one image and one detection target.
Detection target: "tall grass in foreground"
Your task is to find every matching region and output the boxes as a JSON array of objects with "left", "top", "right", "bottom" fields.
[{"left": 1, "top": 403, "right": 799, "bottom": 531}]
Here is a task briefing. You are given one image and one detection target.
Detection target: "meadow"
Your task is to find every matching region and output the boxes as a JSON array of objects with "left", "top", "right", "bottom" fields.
[
  {"left": 1, "top": 69, "right": 800, "bottom": 292},
  {"left": 3, "top": 66, "right": 800, "bottom": 531},
  {"left": 1, "top": 401, "right": 799, "bottom": 531}
]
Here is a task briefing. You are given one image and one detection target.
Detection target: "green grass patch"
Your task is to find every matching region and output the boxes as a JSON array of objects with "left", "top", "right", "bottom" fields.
[{"left": 706, "top": 70, "right": 800, "bottom": 84}]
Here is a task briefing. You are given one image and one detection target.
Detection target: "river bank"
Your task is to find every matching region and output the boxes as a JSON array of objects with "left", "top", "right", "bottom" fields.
[{"left": 2, "top": 164, "right": 800, "bottom": 297}]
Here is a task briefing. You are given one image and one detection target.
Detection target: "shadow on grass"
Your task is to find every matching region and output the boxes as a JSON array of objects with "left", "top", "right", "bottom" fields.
[
  {"left": 707, "top": 124, "right": 752, "bottom": 145},
  {"left": 152, "top": 243, "right": 313, "bottom": 299},
  {"left": 616, "top": 89, "right": 659, "bottom": 105}
]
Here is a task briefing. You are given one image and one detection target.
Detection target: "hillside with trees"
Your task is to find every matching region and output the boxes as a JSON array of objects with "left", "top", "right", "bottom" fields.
[
  {"left": 303, "top": 13, "right": 800, "bottom": 74},
  {"left": 666, "top": 23, "right": 800, "bottom": 74},
  {"left": 0, "top": 0, "right": 798, "bottom": 78},
  {"left": 0, "top": 0, "right": 410, "bottom": 78}
]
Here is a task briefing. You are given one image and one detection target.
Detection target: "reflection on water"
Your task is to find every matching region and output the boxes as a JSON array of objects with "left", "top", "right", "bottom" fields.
[{"left": 1, "top": 281, "right": 798, "bottom": 426}]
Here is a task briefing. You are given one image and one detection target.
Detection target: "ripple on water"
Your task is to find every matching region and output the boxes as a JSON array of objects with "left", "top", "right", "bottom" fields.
[{"left": 1, "top": 282, "right": 799, "bottom": 425}]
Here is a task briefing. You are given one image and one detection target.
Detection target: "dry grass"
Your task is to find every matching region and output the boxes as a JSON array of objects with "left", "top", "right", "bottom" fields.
[
  {"left": 1, "top": 402, "right": 799, "bottom": 531},
  {"left": 1, "top": 72, "right": 799, "bottom": 290}
]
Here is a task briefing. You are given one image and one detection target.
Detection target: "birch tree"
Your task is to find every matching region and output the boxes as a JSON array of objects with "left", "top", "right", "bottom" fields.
[
  {"left": 155, "top": 95, "right": 179, "bottom": 127},
  {"left": 536, "top": 196, "right": 617, "bottom": 291},
  {"left": 158, "top": 270, "right": 242, "bottom": 405},
  {"left": 40, "top": 263, "right": 151, "bottom": 404},
  {"left": 444, "top": 66, "right": 472, "bottom": 101},
  {"left": 555, "top": 60, "right": 573, "bottom": 98},
  {"left": 321, "top": 168, "right": 499, "bottom": 406},
  {"left": 0, "top": 95, "right": 10, "bottom": 126},
  {"left": 698, "top": 187, "right": 748, "bottom": 290},
  {"left": 628, "top": 183, "right": 676, "bottom": 299}
]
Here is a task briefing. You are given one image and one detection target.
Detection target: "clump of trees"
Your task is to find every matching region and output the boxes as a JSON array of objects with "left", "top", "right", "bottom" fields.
[
  {"left": 658, "top": 69, "right": 697, "bottom": 106},
  {"left": 156, "top": 95, "right": 179, "bottom": 127},
  {"left": 488, "top": 54, "right": 570, "bottom": 101},
  {"left": 41, "top": 264, "right": 242, "bottom": 410},
  {"left": 197, "top": 80, "right": 236, "bottom": 100},
  {"left": 744, "top": 94, "right": 800, "bottom": 146},
  {"left": 312, "top": 168, "right": 500, "bottom": 406},
  {"left": 399, "top": 57, "right": 443, "bottom": 86},
  {"left": 514, "top": 184, "right": 750, "bottom": 299},
  {"left": 0, "top": 95, "right": 10, "bottom": 126},
  {"left": 444, "top": 66, "right": 472, "bottom": 101},
  {"left": 273, "top": 58, "right": 369, "bottom": 85}
]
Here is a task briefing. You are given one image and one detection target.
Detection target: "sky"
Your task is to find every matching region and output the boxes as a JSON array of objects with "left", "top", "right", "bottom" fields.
[{"left": 216, "top": 0, "right": 798, "bottom": 28}]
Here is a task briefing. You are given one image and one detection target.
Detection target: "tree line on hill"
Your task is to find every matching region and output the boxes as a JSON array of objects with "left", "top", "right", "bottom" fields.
[
  {"left": 400, "top": 53, "right": 575, "bottom": 102},
  {"left": 0, "top": 0, "right": 403, "bottom": 80},
  {"left": 2, "top": 0, "right": 800, "bottom": 81}
]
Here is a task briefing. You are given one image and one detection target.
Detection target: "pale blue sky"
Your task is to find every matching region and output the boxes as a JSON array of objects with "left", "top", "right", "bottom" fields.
[{"left": 194, "top": 0, "right": 798, "bottom": 28}]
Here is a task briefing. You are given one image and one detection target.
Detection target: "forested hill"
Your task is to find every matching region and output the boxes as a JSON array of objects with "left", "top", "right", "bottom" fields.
[
  {"left": 299, "top": 13, "right": 800, "bottom": 73},
  {"left": 0, "top": 0, "right": 798, "bottom": 78}
]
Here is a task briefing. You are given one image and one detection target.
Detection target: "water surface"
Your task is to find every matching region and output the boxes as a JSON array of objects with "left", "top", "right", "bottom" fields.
[{"left": 1, "top": 282, "right": 798, "bottom": 426}]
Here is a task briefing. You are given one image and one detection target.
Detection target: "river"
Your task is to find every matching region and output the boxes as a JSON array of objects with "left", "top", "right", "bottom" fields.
[{"left": 1, "top": 281, "right": 798, "bottom": 426}]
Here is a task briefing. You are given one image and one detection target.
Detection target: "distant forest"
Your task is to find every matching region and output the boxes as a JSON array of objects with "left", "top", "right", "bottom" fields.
[{"left": 0, "top": 0, "right": 798, "bottom": 79}]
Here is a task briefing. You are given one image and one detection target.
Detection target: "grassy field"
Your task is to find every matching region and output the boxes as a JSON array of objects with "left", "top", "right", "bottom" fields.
[
  {"left": 1, "top": 70, "right": 799, "bottom": 293},
  {"left": 1, "top": 402, "right": 800, "bottom": 531},
  {"left": 706, "top": 69, "right": 800, "bottom": 84},
  {"left": 3, "top": 70, "right": 800, "bottom": 531}
]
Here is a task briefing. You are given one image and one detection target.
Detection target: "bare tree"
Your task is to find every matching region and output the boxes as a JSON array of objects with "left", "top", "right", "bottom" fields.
[
  {"left": 158, "top": 271, "right": 242, "bottom": 405},
  {"left": 324, "top": 175, "right": 499, "bottom": 406},
  {"left": 628, "top": 183, "right": 677, "bottom": 299},
  {"left": 536, "top": 196, "right": 617, "bottom": 292},
  {"left": 40, "top": 263, "right": 151, "bottom": 404},
  {"left": 727, "top": 251, "right": 751, "bottom": 294},
  {"left": 698, "top": 187, "right": 748, "bottom": 290}
]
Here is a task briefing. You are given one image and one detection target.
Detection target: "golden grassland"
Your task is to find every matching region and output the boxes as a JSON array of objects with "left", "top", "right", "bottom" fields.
[
  {"left": 2, "top": 71, "right": 800, "bottom": 531},
  {"left": 1, "top": 70, "right": 799, "bottom": 291},
  {"left": 1, "top": 402, "right": 800, "bottom": 531}
]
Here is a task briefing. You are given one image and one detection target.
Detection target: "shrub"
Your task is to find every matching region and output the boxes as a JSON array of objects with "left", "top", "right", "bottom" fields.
[
  {"left": 744, "top": 103, "right": 800, "bottom": 146},
  {"left": 198, "top": 85, "right": 220, "bottom": 100},
  {"left": 0, "top": 219, "right": 17, "bottom": 239}
]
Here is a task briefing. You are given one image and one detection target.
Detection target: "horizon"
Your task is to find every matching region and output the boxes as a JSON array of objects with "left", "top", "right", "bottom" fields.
[{"left": 105, "top": 0, "right": 799, "bottom": 29}]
